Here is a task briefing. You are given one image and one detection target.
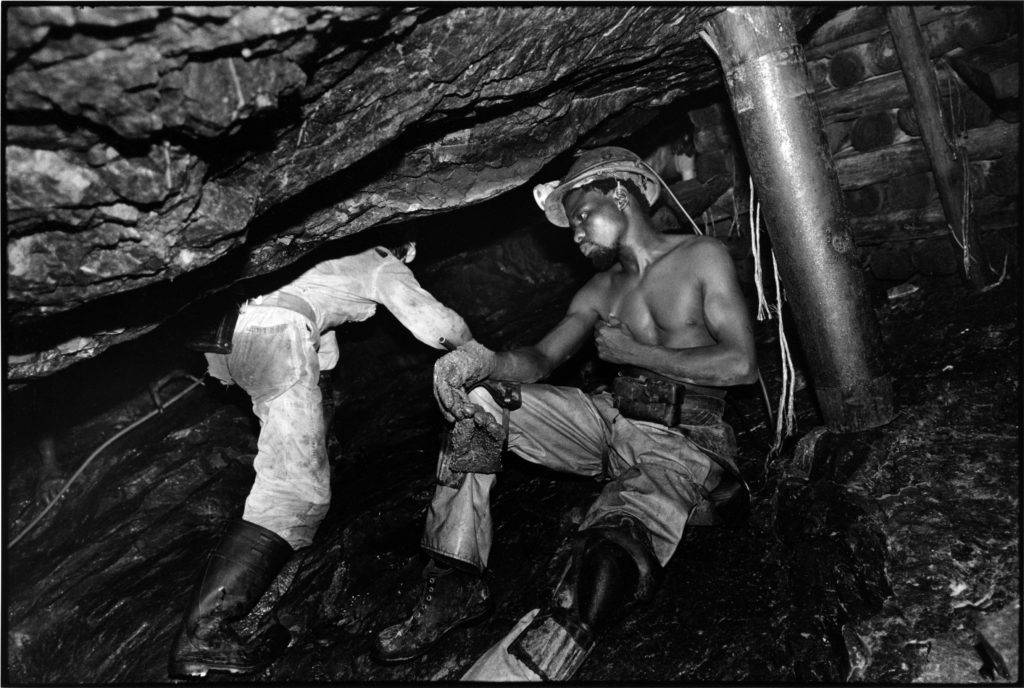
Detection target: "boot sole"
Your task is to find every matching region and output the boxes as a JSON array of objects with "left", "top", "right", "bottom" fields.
[
  {"left": 168, "top": 660, "right": 254, "bottom": 679},
  {"left": 168, "top": 625, "right": 291, "bottom": 679},
  {"left": 371, "top": 598, "right": 494, "bottom": 665}
]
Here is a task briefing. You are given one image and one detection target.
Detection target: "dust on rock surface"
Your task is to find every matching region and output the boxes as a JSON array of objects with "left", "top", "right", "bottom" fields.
[{"left": 4, "top": 274, "right": 1018, "bottom": 683}]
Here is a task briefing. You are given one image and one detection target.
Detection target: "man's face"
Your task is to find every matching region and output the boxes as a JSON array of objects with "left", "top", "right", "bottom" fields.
[{"left": 563, "top": 187, "right": 625, "bottom": 271}]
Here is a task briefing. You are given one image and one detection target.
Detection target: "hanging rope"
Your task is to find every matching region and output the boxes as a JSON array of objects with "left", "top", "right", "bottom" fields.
[
  {"left": 750, "top": 177, "right": 771, "bottom": 321},
  {"left": 747, "top": 176, "right": 797, "bottom": 456},
  {"left": 8, "top": 374, "right": 207, "bottom": 549},
  {"left": 729, "top": 187, "right": 742, "bottom": 238},
  {"left": 940, "top": 58, "right": 995, "bottom": 281},
  {"left": 770, "top": 250, "right": 797, "bottom": 455}
]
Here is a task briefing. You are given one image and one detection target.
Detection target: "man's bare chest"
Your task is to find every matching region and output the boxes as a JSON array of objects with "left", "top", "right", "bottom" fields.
[{"left": 601, "top": 273, "right": 707, "bottom": 346}]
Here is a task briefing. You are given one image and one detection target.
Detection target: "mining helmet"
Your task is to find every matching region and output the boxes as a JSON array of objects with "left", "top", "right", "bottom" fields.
[{"left": 532, "top": 146, "right": 662, "bottom": 228}]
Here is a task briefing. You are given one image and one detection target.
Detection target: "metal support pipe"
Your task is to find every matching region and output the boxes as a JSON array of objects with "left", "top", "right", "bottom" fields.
[{"left": 701, "top": 6, "right": 893, "bottom": 432}]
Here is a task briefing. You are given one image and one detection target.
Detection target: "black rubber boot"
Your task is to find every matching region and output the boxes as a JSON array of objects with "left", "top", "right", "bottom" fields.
[
  {"left": 508, "top": 519, "right": 661, "bottom": 681},
  {"left": 372, "top": 559, "right": 492, "bottom": 664},
  {"left": 168, "top": 520, "right": 293, "bottom": 679}
]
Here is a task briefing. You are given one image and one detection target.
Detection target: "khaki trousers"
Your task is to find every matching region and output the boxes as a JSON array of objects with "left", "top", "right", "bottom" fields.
[{"left": 422, "top": 383, "right": 735, "bottom": 571}]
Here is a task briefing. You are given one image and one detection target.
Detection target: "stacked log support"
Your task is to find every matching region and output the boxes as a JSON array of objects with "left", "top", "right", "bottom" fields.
[
  {"left": 948, "top": 33, "right": 1021, "bottom": 121},
  {"left": 835, "top": 114, "right": 1019, "bottom": 189},
  {"left": 984, "top": 153, "right": 1020, "bottom": 197},
  {"left": 843, "top": 172, "right": 934, "bottom": 217},
  {"left": 805, "top": 4, "right": 1019, "bottom": 283},
  {"left": 850, "top": 194, "right": 1016, "bottom": 245},
  {"left": 849, "top": 109, "right": 899, "bottom": 151},
  {"left": 819, "top": 64, "right": 964, "bottom": 121}
]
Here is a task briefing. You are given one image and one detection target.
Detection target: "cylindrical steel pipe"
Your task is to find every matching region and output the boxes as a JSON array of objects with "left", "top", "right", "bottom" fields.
[{"left": 701, "top": 6, "right": 893, "bottom": 432}]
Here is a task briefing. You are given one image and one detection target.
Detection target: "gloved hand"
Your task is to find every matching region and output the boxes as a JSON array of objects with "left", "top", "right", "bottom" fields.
[{"left": 433, "top": 340, "right": 497, "bottom": 423}]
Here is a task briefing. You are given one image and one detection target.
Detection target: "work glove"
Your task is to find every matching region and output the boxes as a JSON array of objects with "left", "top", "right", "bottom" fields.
[{"left": 433, "top": 340, "right": 497, "bottom": 423}]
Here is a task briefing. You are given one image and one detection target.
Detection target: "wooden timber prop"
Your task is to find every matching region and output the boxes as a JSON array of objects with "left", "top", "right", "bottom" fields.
[{"left": 885, "top": 5, "right": 995, "bottom": 287}]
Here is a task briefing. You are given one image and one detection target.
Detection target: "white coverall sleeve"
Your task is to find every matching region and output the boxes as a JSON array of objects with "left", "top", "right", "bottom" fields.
[
  {"left": 373, "top": 256, "right": 472, "bottom": 350},
  {"left": 317, "top": 330, "right": 340, "bottom": 371}
]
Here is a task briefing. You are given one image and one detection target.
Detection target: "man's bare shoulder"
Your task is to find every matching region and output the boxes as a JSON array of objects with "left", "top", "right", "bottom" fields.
[
  {"left": 664, "top": 234, "right": 732, "bottom": 266},
  {"left": 576, "top": 268, "right": 616, "bottom": 297}
]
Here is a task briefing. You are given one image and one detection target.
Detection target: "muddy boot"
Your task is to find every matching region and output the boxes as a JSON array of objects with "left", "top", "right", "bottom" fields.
[
  {"left": 373, "top": 559, "right": 493, "bottom": 664},
  {"left": 168, "top": 519, "right": 293, "bottom": 679}
]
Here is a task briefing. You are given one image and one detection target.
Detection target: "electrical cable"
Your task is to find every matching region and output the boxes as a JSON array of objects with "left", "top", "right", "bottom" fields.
[
  {"left": 7, "top": 374, "right": 206, "bottom": 549},
  {"left": 638, "top": 160, "right": 705, "bottom": 235}
]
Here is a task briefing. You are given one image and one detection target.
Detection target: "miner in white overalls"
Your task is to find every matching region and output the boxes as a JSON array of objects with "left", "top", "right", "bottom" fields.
[{"left": 169, "top": 242, "right": 472, "bottom": 679}]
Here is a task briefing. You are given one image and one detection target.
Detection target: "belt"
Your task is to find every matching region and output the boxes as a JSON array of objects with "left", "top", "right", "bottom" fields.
[
  {"left": 613, "top": 372, "right": 725, "bottom": 426},
  {"left": 677, "top": 393, "right": 725, "bottom": 416},
  {"left": 250, "top": 292, "right": 317, "bottom": 325},
  {"left": 618, "top": 365, "right": 726, "bottom": 401}
]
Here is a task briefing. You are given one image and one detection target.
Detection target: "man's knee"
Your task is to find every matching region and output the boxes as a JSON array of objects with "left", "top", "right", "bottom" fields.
[
  {"left": 505, "top": 516, "right": 663, "bottom": 680},
  {"left": 557, "top": 516, "right": 663, "bottom": 618},
  {"left": 573, "top": 516, "right": 663, "bottom": 603}
]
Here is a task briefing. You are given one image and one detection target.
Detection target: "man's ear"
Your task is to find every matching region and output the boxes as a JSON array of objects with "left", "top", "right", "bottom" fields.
[{"left": 612, "top": 181, "right": 629, "bottom": 211}]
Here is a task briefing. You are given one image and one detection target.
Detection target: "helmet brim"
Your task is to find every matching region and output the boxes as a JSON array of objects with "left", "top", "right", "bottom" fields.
[{"left": 534, "top": 160, "right": 661, "bottom": 227}]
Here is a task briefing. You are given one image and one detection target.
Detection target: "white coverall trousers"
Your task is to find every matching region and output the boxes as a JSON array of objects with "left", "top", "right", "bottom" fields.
[{"left": 206, "top": 307, "right": 331, "bottom": 549}]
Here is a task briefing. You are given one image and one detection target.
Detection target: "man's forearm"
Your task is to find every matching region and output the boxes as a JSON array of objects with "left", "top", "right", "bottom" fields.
[
  {"left": 625, "top": 342, "right": 757, "bottom": 387},
  {"left": 490, "top": 348, "right": 553, "bottom": 384}
]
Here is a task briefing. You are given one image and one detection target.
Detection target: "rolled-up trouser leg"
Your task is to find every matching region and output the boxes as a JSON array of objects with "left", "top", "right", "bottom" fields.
[
  {"left": 422, "top": 471, "right": 496, "bottom": 572},
  {"left": 226, "top": 310, "right": 331, "bottom": 550},
  {"left": 422, "top": 385, "right": 610, "bottom": 571}
]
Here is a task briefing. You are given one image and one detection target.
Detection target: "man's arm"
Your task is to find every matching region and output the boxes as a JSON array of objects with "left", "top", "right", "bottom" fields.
[
  {"left": 374, "top": 257, "right": 473, "bottom": 348},
  {"left": 594, "top": 241, "right": 757, "bottom": 386},
  {"left": 434, "top": 283, "right": 602, "bottom": 421},
  {"left": 490, "top": 303, "right": 600, "bottom": 383}
]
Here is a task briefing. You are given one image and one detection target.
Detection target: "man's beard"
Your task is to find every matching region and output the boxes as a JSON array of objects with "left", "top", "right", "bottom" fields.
[{"left": 587, "top": 244, "right": 618, "bottom": 271}]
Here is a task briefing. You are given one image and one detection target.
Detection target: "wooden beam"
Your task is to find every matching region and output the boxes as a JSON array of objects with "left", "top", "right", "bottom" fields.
[
  {"left": 805, "top": 4, "right": 958, "bottom": 56},
  {"left": 835, "top": 118, "right": 1018, "bottom": 189},
  {"left": 948, "top": 34, "right": 1021, "bottom": 103},
  {"left": 886, "top": 5, "right": 994, "bottom": 286},
  {"left": 849, "top": 110, "right": 897, "bottom": 152},
  {"left": 816, "top": 64, "right": 958, "bottom": 122},
  {"left": 849, "top": 194, "right": 1016, "bottom": 245}
]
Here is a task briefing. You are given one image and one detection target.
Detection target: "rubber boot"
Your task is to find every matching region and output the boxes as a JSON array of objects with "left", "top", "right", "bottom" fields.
[
  {"left": 508, "top": 524, "right": 657, "bottom": 681},
  {"left": 373, "top": 558, "right": 493, "bottom": 664},
  {"left": 168, "top": 519, "right": 293, "bottom": 679}
]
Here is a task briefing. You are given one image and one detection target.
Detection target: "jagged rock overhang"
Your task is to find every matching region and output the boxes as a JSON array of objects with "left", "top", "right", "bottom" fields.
[{"left": 4, "top": 5, "right": 830, "bottom": 381}]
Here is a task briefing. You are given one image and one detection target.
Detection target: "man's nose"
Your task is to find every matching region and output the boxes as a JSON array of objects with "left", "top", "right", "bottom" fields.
[{"left": 573, "top": 226, "right": 585, "bottom": 243}]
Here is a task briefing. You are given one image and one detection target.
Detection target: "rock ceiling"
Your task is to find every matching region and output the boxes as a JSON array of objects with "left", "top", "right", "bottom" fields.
[{"left": 5, "top": 5, "right": 825, "bottom": 379}]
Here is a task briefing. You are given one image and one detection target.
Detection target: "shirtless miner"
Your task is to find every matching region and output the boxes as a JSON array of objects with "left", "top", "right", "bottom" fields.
[{"left": 373, "top": 146, "right": 757, "bottom": 680}]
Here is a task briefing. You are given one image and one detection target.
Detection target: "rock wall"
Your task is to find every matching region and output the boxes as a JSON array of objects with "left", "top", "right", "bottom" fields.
[{"left": 5, "top": 5, "right": 730, "bottom": 379}]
